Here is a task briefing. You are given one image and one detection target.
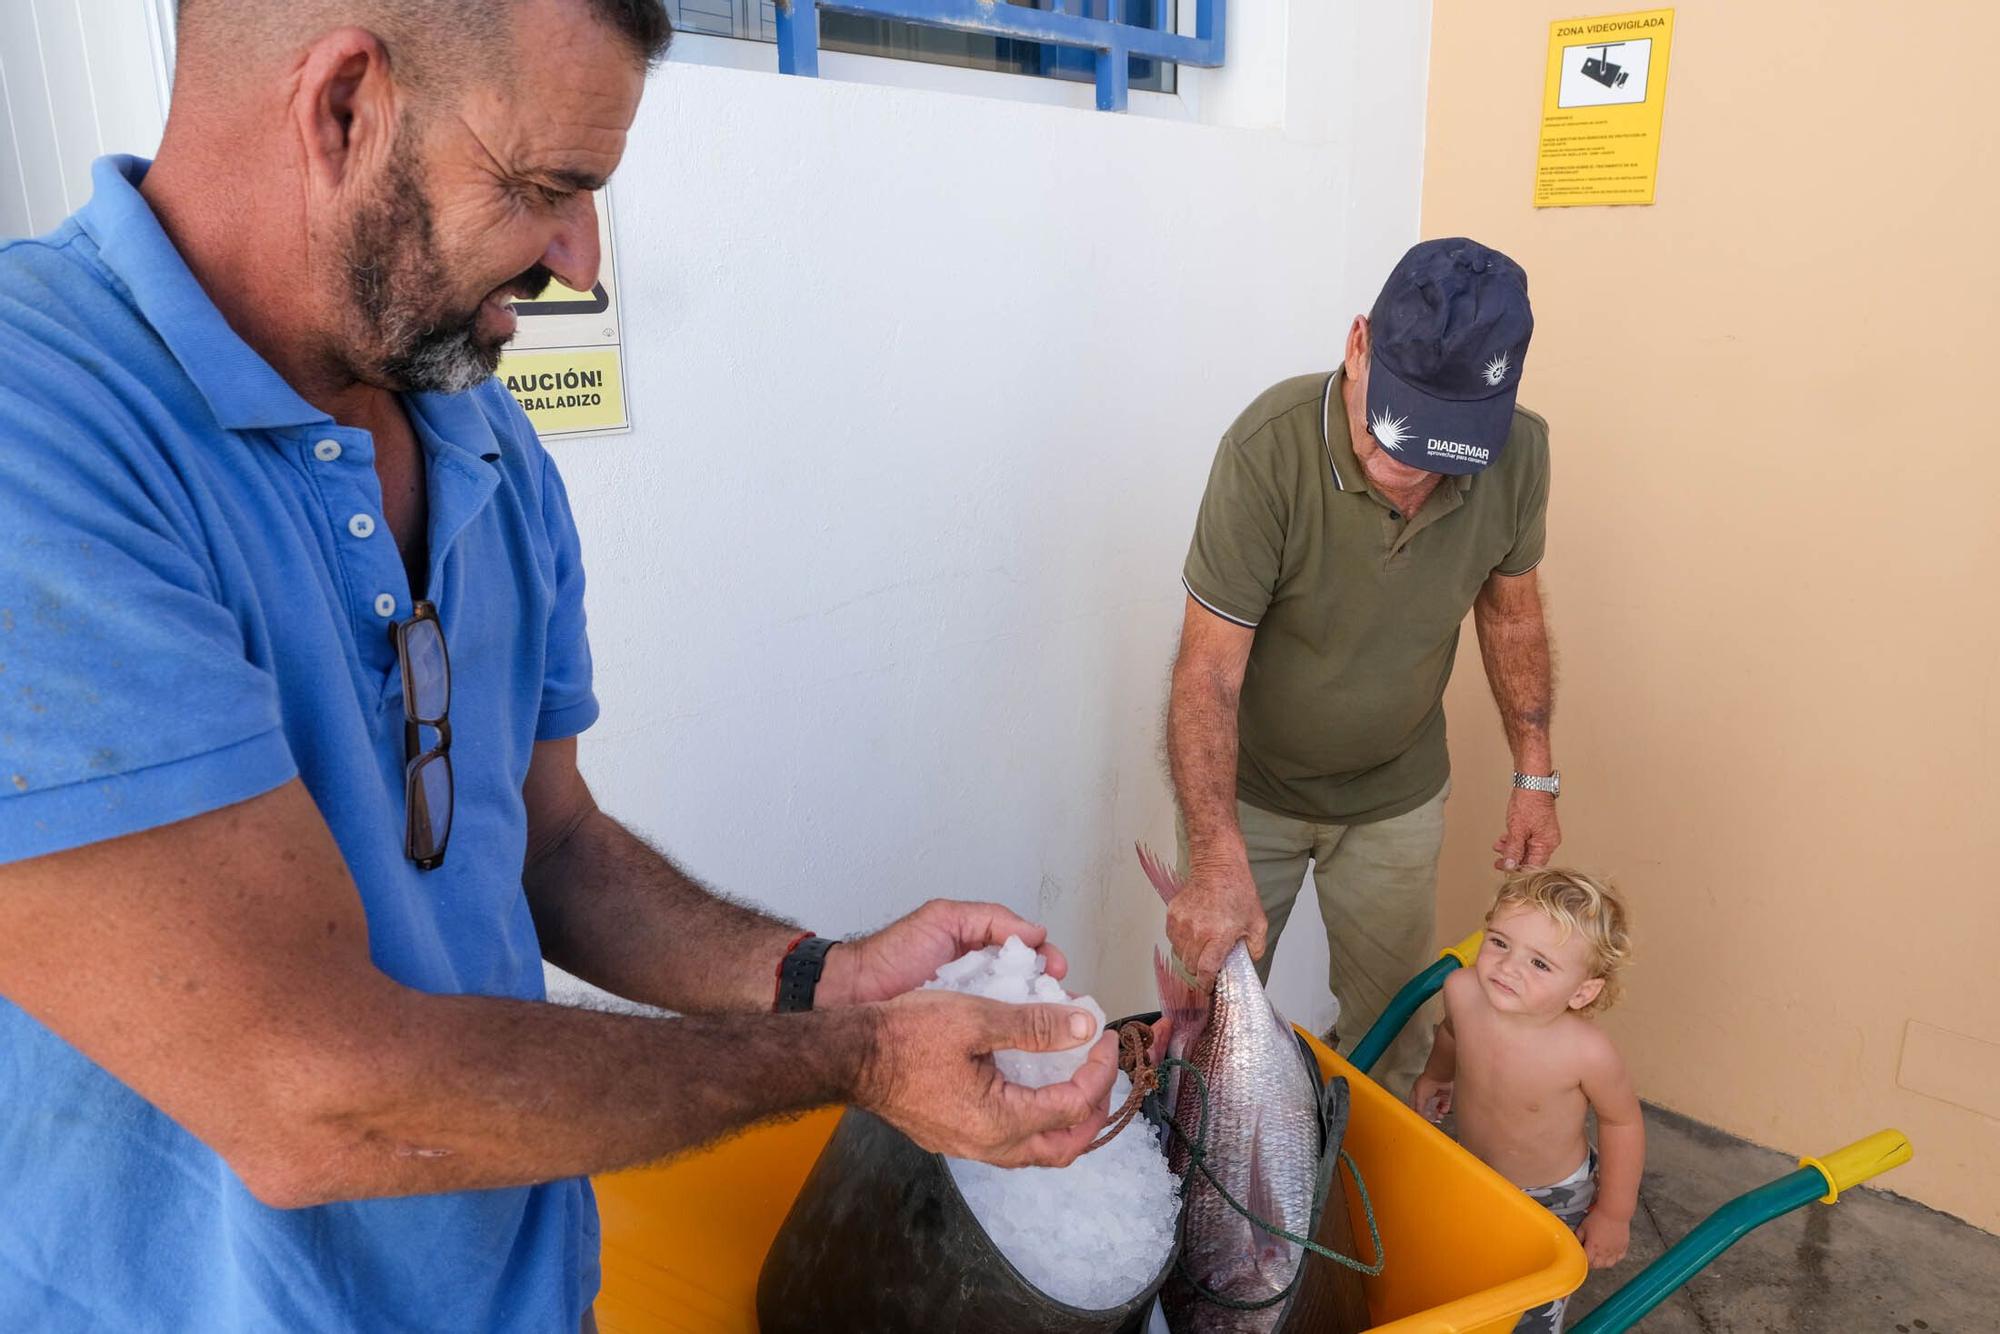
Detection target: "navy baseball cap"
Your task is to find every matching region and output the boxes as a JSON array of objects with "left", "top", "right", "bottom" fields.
[{"left": 1363, "top": 238, "right": 1533, "bottom": 476}]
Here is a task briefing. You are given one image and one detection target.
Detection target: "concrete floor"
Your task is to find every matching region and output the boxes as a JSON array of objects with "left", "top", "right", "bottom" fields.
[{"left": 1567, "top": 1104, "right": 1999, "bottom": 1332}]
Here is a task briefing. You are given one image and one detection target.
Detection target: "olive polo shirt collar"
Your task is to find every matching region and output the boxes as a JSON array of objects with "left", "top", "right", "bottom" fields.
[{"left": 1319, "top": 368, "right": 1470, "bottom": 554}]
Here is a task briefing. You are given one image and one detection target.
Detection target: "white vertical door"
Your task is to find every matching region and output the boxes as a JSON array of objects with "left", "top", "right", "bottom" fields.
[{"left": 1, "top": 0, "right": 172, "bottom": 238}]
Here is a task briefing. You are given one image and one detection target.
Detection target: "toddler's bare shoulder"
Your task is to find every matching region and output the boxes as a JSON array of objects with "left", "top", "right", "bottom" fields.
[
  {"left": 1441, "top": 967, "right": 1478, "bottom": 1010},
  {"left": 1562, "top": 1015, "right": 1628, "bottom": 1073}
]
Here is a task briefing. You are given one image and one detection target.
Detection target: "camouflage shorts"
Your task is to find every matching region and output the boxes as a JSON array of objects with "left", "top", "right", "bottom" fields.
[{"left": 1514, "top": 1151, "right": 1599, "bottom": 1334}]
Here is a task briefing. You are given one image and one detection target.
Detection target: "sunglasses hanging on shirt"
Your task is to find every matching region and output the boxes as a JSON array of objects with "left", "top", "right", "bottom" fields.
[{"left": 390, "top": 601, "right": 454, "bottom": 870}]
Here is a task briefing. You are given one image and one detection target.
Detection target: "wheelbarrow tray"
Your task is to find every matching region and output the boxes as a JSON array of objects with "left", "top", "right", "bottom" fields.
[{"left": 590, "top": 1032, "right": 1586, "bottom": 1333}]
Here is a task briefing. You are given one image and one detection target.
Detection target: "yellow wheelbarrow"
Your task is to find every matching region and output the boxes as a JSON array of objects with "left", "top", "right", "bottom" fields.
[{"left": 589, "top": 930, "right": 1911, "bottom": 1332}]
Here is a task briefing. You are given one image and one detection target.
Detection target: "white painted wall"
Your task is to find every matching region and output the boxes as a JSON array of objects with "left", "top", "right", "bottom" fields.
[
  {"left": 554, "top": 2, "right": 1435, "bottom": 1031},
  {"left": 0, "top": 0, "right": 169, "bottom": 238}
]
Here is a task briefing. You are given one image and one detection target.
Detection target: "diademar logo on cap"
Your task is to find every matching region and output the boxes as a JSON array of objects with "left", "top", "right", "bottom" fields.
[
  {"left": 1369, "top": 408, "right": 1412, "bottom": 454},
  {"left": 1482, "top": 352, "right": 1511, "bottom": 387}
]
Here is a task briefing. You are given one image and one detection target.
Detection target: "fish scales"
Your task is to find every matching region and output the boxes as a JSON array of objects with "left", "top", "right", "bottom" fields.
[
  {"left": 1141, "top": 847, "right": 1328, "bottom": 1334},
  {"left": 1165, "top": 942, "right": 1322, "bottom": 1331}
]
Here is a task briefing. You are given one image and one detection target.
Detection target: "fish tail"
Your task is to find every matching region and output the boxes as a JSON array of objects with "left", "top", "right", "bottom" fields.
[
  {"left": 1145, "top": 848, "right": 1208, "bottom": 1127},
  {"left": 1153, "top": 945, "right": 1210, "bottom": 1124},
  {"left": 1153, "top": 945, "right": 1207, "bottom": 1037}
]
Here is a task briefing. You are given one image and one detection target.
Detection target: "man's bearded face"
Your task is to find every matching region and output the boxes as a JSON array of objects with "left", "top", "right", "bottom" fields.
[{"left": 341, "top": 129, "right": 553, "bottom": 395}]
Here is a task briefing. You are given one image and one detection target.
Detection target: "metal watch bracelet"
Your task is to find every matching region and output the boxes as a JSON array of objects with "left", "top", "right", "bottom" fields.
[{"left": 1510, "top": 769, "right": 1561, "bottom": 796}]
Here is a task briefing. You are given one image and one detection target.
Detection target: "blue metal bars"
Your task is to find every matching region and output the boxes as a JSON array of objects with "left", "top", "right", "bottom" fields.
[{"left": 773, "top": 0, "right": 1226, "bottom": 112}]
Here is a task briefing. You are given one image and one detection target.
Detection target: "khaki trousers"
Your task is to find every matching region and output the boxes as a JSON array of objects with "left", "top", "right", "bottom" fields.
[{"left": 1178, "top": 782, "right": 1448, "bottom": 1101}]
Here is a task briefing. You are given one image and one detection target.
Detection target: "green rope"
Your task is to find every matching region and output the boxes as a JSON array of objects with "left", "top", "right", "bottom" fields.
[{"left": 1155, "top": 1056, "right": 1385, "bottom": 1314}]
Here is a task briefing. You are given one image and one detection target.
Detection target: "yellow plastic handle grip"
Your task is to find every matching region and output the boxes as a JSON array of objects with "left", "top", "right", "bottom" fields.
[
  {"left": 1440, "top": 928, "right": 1485, "bottom": 969},
  {"left": 1799, "top": 1130, "right": 1913, "bottom": 1204}
]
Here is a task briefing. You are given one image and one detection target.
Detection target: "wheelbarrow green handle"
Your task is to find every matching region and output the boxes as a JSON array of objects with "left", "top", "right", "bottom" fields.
[
  {"left": 1352, "top": 938, "right": 1916, "bottom": 1332},
  {"left": 1571, "top": 1130, "right": 1912, "bottom": 1334},
  {"left": 1798, "top": 1129, "right": 1914, "bottom": 1203},
  {"left": 1348, "top": 929, "right": 1484, "bottom": 1076}
]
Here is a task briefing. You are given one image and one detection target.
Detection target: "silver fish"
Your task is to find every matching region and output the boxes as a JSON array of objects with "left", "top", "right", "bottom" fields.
[{"left": 1142, "top": 846, "right": 1324, "bottom": 1333}]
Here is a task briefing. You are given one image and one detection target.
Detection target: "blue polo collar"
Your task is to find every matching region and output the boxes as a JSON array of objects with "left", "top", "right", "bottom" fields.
[
  {"left": 76, "top": 156, "right": 332, "bottom": 432},
  {"left": 74, "top": 154, "right": 504, "bottom": 463}
]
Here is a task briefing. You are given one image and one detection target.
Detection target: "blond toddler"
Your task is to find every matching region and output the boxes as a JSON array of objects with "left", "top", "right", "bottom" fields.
[{"left": 1411, "top": 869, "right": 1643, "bottom": 1334}]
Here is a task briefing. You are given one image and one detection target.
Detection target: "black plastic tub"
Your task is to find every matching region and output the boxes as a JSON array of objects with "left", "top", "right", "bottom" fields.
[
  {"left": 755, "top": 1100, "right": 1176, "bottom": 1333},
  {"left": 755, "top": 1012, "right": 1369, "bottom": 1333}
]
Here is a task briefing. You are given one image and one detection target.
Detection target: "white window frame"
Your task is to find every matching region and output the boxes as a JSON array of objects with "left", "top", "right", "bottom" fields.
[{"left": 145, "top": 0, "right": 176, "bottom": 106}]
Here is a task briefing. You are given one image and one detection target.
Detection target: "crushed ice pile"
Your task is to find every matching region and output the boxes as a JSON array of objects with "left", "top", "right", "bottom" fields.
[{"left": 925, "top": 937, "right": 1180, "bottom": 1310}]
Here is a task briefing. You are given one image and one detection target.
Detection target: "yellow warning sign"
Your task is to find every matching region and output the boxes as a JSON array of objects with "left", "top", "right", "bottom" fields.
[
  {"left": 1534, "top": 9, "right": 1676, "bottom": 208},
  {"left": 496, "top": 189, "right": 628, "bottom": 437},
  {"left": 499, "top": 348, "right": 624, "bottom": 437}
]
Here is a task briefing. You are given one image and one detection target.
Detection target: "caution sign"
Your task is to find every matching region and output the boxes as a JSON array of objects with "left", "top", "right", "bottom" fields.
[
  {"left": 497, "top": 188, "right": 629, "bottom": 438},
  {"left": 1534, "top": 9, "right": 1676, "bottom": 208}
]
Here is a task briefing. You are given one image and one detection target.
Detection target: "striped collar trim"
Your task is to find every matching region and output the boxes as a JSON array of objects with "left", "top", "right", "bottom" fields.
[{"left": 1321, "top": 370, "right": 1351, "bottom": 491}]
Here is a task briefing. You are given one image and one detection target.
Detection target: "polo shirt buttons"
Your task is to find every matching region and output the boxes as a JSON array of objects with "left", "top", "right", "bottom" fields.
[
  {"left": 347, "top": 513, "right": 377, "bottom": 540},
  {"left": 312, "top": 439, "right": 343, "bottom": 462},
  {"left": 374, "top": 593, "right": 397, "bottom": 618}
]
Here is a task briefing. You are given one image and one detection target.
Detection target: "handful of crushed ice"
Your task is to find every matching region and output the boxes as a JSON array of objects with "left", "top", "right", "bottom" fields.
[{"left": 924, "top": 937, "right": 1180, "bottom": 1311}]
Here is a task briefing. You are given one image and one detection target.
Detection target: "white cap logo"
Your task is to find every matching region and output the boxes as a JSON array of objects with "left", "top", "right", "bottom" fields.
[
  {"left": 1369, "top": 408, "right": 1411, "bottom": 453},
  {"left": 1482, "top": 352, "right": 1511, "bottom": 387}
]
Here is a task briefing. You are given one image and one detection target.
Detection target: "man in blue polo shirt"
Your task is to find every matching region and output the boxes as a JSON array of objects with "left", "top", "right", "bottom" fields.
[{"left": 0, "top": 2, "right": 1117, "bottom": 1329}]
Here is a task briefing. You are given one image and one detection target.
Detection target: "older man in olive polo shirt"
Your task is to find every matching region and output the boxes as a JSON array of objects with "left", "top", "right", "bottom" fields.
[{"left": 1166, "top": 237, "right": 1560, "bottom": 1096}]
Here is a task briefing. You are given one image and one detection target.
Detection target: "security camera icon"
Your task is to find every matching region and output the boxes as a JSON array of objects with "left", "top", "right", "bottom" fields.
[{"left": 1580, "top": 42, "right": 1629, "bottom": 89}]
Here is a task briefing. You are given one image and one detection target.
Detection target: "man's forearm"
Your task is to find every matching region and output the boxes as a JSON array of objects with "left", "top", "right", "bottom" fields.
[
  {"left": 268, "top": 989, "right": 875, "bottom": 1209},
  {"left": 1167, "top": 665, "right": 1248, "bottom": 871},
  {"left": 524, "top": 810, "right": 805, "bottom": 1015},
  {"left": 1474, "top": 597, "right": 1555, "bottom": 772}
]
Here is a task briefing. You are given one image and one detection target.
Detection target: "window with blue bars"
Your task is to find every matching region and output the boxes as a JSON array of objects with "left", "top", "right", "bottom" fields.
[{"left": 668, "top": 0, "right": 1176, "bottom": 94}]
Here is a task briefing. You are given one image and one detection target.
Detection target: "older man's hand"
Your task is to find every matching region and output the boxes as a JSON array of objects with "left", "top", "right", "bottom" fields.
[
  {"left": 857, "top": 989, "right": 1118, "bottom": 1167},
  {"left": 1493, "top": 788, "right": 1561, "bottom": 871},
  {"left": 1165, "top": 861, "right": 1268, "bottom": 993},
  {"left": 817, "top": 899, "right": 1070, "bottom": 1007}
]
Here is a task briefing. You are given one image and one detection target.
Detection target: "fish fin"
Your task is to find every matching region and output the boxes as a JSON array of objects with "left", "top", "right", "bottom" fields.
[
  {"left": 1136, "top": 842, "right": 1185, "bottom": 905},
  {"left": 1244, "top": 1118, "right": 1291, "bottom": 1273},
  {"left": 1268, "top": 994, "right": 1299, "bottom": 1046}
]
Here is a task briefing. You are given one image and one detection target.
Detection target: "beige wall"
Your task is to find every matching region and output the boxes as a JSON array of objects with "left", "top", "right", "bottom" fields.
[{"left": 1424, "top": 1, "right": 2000, "bottom": 1231}]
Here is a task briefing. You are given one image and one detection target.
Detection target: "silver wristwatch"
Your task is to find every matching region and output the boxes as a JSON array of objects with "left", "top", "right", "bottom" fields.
[{"left": 1511, "top": 770, "right": 1561, "bottom": 797}]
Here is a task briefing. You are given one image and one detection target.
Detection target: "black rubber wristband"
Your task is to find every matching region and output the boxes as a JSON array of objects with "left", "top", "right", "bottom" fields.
[{"left": 775, "top": 935, "right": 837, "bottom": 1013}]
